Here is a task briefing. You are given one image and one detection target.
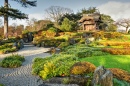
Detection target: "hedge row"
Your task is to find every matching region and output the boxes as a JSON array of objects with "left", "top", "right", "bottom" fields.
[
  {"left": 102, "top": 48, "right": 130, "bottom": 55},
  {"left": 99, "top": 42, "right": 130, "bottom": 47}
]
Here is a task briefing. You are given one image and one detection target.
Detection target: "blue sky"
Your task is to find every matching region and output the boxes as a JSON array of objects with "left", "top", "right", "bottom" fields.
[{"left": 0, "top": 0, "right": 130, "bottom": 26}]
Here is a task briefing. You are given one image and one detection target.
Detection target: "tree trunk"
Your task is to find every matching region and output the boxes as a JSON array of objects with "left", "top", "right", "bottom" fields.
[
  {"left": 126, "top": 27, "right": 129, "bottom": 33},
  {"left": 4, "top": 0, "right": 8, "bottom": 39}
]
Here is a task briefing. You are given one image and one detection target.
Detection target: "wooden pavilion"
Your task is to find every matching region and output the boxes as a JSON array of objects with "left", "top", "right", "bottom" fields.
[{"left": 78, "top": 13, "right": 101, "bottom": 31}]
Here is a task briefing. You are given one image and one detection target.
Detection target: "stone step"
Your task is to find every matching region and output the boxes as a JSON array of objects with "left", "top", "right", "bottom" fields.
[{"left": 23, "top": 42, "right": 32, "bottom": 45}]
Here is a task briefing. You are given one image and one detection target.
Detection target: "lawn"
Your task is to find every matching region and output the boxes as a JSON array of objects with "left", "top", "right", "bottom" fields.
[{"left": 80, "top": 55, "right": 130, "bottom": 73}]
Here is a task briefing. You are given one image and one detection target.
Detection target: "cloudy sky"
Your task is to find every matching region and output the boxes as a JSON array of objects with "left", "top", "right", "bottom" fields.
[{"left": 0, "top": 0, "right": 130, "bottom": 26}]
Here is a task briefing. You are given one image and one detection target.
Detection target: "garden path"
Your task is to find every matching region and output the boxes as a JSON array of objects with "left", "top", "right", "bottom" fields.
[
  {"left": 0, "top": 44, "right": 78, "bottom": 86},
  {"left": 0, "top": 44, "right": 50, "bottom": 86}
]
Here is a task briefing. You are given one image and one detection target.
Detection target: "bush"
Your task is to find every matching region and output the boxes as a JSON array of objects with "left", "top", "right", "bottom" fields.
[
  {"left": 0, "top": 84, "right": 4, "bottom": 86},
  {"left": 70, "top": 62, "right": 96, "bottom": 75},
  {"left": 0, "top": 43, "right": 13, "bottom": 50},
  {"left": 32, "top": 54, "right": 78, "bottom": 80},
  {"left": 76, "top": 50, "right": 92, "bottom": 58},
  {"left": 109, "top": 68, "right": 130, "bottom": 83},
  {"left": 46, "top": 27, "right": 57, "bottom": 38},
  {"left": 102, "top": 48, "right": 130, "bottom": 55},
  {"left": 57, "top": 42, "right": 70, "bottom": 49},
  {"left": 99, "top": 41, "right": 130, "bottom": 47},
  {"left": 93, "top": 31, "right": 104, "bottom": 40},
  {"left": 0, "top": 54, "right": 25, "bottom": 68},
  {"left": 104, "top": 32, "right": 123, "bottom": 39}
]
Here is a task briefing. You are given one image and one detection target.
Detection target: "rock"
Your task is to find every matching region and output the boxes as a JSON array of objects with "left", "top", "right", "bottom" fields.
[
  {"left": 13, "top": 42, "right": 18, "bottom": 49},
  {"left": 69, "top": 38, "right": 75, "bottom": 45},
  {"left": 19, "top": 39, "right": 24, "bottom": 49},
  {"left": 91, "top": 66, "right": 113, "bottom": 86},
  {"left": 41, "top": 42, "right": 45, "bottom": 47}
]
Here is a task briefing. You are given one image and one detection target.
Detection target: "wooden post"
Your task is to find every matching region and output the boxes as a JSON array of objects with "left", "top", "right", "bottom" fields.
[{"left": 91, "top": 66, "right": 113, "bottom": 86}]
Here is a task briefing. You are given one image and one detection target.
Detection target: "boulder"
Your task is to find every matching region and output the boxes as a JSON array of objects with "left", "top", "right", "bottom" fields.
[{"left": 91, "top": 66, "right": 113, "bottom": 86}]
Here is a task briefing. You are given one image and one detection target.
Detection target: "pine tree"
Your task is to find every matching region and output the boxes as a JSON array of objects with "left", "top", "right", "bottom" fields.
[{"left": 0, "top": 0, "right": 37, "bottom": 39}]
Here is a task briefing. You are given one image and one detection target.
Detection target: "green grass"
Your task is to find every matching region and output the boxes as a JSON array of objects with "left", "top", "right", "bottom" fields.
[{"left": 80, "top": 55, "right": 130, "bottom": 73}]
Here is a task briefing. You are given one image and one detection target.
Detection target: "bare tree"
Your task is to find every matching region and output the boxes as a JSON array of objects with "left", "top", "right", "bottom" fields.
[
  {"left": 26, "top": 18, "right": 37, "bottom": 31},
  {"left": 45, "top": 6, "right": 73, "bottom": 23},
  {"left": 116, "top": 18, "right": 130, "bottom": 33}
]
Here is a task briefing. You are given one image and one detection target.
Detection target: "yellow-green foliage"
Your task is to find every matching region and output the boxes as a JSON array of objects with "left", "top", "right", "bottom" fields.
[
  {"left": 46, "top": 27, "right": 57, "bottom": 38},
  {"left": 93, "top": 31, "right": 104, "bottom": 39},
  {"left": 70, "top": 62, "right": 96, "bottom": 75},
  {"left": 104, "top": 32, "right": 123, "bottom": 39},
  {"left": 0, "top": 54, "right": 25, "bottom": 68},
  {"left": 57, "top": 42, "right": 70, "bottom": 49},
  {"left": 39, "top": 61, "right": 55, "bottom": 79},
  {"left": 33, "top": 54, "right": 78, "bottom": 80}
]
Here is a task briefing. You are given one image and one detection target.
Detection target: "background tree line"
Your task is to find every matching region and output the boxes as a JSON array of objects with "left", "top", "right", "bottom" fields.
[{"left": 1, "top": 4, "right": 130, "bottom": 39}]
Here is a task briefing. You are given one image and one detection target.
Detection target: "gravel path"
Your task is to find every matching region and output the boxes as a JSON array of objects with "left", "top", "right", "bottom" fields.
[
  {"left": 0, "top": 45, "right": 51, "bottom": 86},
  {"left": 0, "top": 45, "right": 78, "bottom": 86}
]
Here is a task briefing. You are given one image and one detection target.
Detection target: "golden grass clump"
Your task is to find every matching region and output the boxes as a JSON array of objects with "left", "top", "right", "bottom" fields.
[
  {"left": 109, "top": 68, "right": 130, "bottom": 82},
  {"left": 70, "top": 62, "right": 96, "bottom": 75}
]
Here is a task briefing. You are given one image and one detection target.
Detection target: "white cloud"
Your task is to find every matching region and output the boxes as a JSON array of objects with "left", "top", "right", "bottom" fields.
[{"left": 97, "top": 1, "right": 130, "bottom": 21}]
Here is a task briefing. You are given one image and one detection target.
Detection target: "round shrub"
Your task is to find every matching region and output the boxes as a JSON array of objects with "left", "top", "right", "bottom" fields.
[
  {"left": 9, "top": 60, "right": 22, "bottom": 68},
  {"left": 109, "top": 68, "right": 130, "bottom": 83},
  {"left": 70, "top": 62, "right": 96, "bottom": 75},
  {"left": 0, "top": 54, "right": 25, "bottom": 68}
]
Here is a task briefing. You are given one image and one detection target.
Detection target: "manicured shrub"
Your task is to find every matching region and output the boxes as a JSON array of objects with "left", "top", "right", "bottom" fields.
[
  {"left": 57, "top": 42, "right": 70, "bottom": 49},
  {"left": 109, "top": 68, "right": 130, "bottom": 83},
  {"left": 0, "top": 43, "right": 13, "bottom": 50},
  {"left": 99, "top": 41, "right": 130, "bottom": 48},
  {"left": 0, "top": 54, "right": 25, "bottom": 68},
  {"left": 70, "top": 62, "right": 96, "bottom": 75},
  {"left": 93, "top": 31, "right": 104, "bottom": 40},
  {"left": 32, "top": 36, "right": 43, "bottom": 46},
  {"left": 32, "top": 54, "right": 78, "bottom": 80},
  {"left": 104, "top": 32, "right": 123, "bottom": 39},
  {"left": 43, "top": 38, "right": 57, "bottom": 47},
  {"left": 102, "top": 48, "right": 130, "bottom": 55},
  {"left": 46, "top": 27, "right": 57, "bottom": 38},
  {"left": 32, "top": 58, "right": 49, "bottom": 75},
  {"left": 76, "top": 50, "right": 92, "bottom": 58}
]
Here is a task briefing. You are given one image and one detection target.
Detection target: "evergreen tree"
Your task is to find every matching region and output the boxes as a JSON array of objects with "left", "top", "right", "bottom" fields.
[
  {"left": 60, "top": 17, "right": 74, "bottom": 32},
  {"left": 0, "top": 0, "right": 37, "bottom": 39}
]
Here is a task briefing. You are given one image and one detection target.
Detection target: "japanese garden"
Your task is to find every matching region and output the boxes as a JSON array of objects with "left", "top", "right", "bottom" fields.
[{"left": 0, "top": 0, "right": 130, "bottom": 86}]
